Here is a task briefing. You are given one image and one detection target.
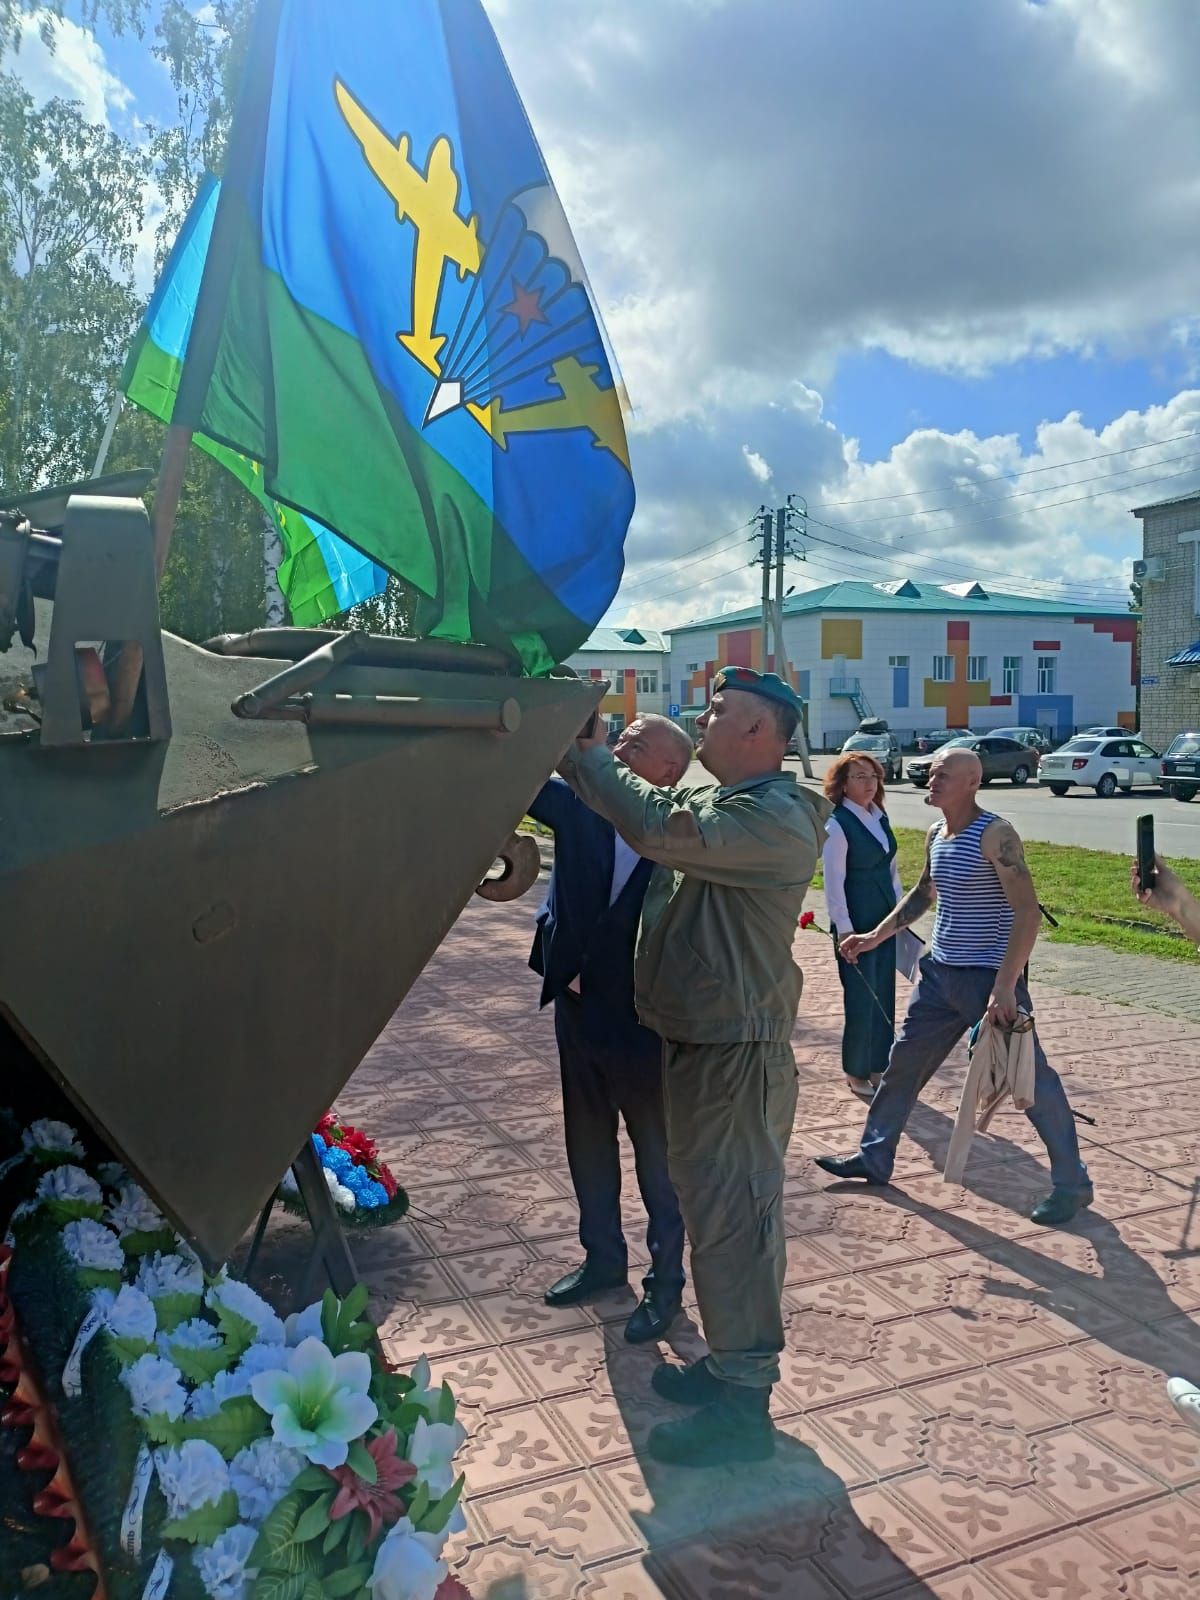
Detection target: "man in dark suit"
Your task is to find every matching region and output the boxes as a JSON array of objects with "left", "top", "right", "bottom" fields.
[{"left": 529, "top": 714, "right": 693, "bottom": 1343}]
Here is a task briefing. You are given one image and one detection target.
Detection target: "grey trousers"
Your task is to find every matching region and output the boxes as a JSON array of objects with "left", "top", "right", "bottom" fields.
[{"left": 859, "top": 958, "right": 1090, "bottom": 1194}]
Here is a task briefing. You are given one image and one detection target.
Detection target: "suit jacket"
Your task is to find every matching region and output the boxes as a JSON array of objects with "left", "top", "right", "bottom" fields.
[{"left": 527, "top": 777, "right": 658, "bottom": 1056}]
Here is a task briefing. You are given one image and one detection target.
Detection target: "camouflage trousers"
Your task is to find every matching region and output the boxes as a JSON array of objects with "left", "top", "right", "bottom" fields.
[{"left": 662, "top": 1037, "right": 798, "bottom": 1389}]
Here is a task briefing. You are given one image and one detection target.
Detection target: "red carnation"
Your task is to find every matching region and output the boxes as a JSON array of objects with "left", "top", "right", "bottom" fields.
[
  {"left": 377, "top": 1162, "right": 398, "bottom": 1201},
  {"left": 339, "top": 1126, "right": 379, "bottom": 1167},
  {"left": 799, "top": 911, "right": 816, "bottom": 929},
  {"left": 315, "top": 1111, "right": 340, "bottom": 1147},
  {"left": 434, "top": 1579, "right": 473, "bottom": 1600}
]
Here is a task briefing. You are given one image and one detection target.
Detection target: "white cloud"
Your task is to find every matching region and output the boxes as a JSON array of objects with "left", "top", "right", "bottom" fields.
[
  {"left": 742, "top": 446, "right": 771, "bottom": 485},
  {"left": 5, "top": 11, "right": 133, "bottom": 124}
]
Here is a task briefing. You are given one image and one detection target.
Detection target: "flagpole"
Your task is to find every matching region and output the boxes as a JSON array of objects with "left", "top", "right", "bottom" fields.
[
  {"left": 91, "top": 392, "right": 124, "bottom": 479},
  {"left": 151, "top": 0, "right": 287, "bottom": 583}
]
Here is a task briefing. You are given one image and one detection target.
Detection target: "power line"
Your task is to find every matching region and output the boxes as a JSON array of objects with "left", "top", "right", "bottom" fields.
[
  {"left": 807, "top": 447, "right": 1200, "bottom": 530},
  {"left": 811, "top": 428, "right": 1200, "bottom": 509},
  {"left": 615, "top": 516, "right": 757, "bottom": 595}
]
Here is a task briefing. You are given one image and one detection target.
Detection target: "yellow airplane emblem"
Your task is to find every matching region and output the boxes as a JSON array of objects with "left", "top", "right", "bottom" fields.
[
  {"left": 335, "top": 80, "right": 481, "bottom": 372},
  {"left": 335, "top": 81, "right": 629, "bottom": 471}
]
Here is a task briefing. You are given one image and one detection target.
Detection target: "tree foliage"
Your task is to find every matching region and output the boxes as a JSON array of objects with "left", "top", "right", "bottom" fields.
[{"left": 0, "top": 74, "right": 147, "bottom": 491}]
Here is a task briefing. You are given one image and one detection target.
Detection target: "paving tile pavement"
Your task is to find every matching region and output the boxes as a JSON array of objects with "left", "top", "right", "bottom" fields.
[{"left": 342, "top": 898, "right": 1200, "bottom": 1600}]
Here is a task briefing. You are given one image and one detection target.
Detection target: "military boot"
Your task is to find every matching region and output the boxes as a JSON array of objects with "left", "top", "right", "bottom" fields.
[{"left": 647, "top": 1382, "right": 774, "bottom": 1466}]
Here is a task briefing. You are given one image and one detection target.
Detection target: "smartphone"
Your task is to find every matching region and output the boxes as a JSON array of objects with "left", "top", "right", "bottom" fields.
[
  {"left": 1136, "top": 813, "right": 1157, "bottom": 893},
  {"left": 579, "top": 709, "right": 599, "bottom": 740}
]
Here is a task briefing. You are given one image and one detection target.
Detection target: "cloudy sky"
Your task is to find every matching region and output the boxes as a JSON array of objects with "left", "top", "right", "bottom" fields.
[{"left": 10, "top": 0, "right": 1200, "bottom": 632}]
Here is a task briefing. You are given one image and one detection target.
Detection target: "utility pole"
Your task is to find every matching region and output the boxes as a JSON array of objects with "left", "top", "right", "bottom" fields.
[
  {"left": 756, "top": 504, "right": 773, "bottom": 672},
  {"left": 774, "top": 494, "right": 813, "bottom": 776}
]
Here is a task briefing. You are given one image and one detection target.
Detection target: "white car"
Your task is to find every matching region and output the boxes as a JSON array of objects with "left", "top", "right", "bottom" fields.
[
  {"left": 1038, "top": 735, "right": 1163, "bottom": 797},
  {"left": 1081, "top": 726, "right": 1141, "bottom": 740}
]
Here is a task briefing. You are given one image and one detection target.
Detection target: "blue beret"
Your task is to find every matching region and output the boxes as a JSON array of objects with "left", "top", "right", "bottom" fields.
[{"left": 712, "top": 665, "right": 804, "bottom": 714}]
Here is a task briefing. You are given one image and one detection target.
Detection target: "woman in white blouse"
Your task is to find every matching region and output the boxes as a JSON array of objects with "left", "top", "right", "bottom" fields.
[{"left": 822, "top": 753, "right": 903, "bottom": 1099}]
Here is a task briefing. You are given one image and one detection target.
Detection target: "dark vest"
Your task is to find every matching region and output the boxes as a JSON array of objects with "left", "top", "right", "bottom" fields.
[{"left": 832, "top": 803, "right": 898, "bottom": 933}]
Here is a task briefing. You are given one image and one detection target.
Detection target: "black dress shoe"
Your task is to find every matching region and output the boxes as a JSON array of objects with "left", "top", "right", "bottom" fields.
[
  {"left": 544, "top": 1261, "right": 627, "bottom": 1307},
  {"left": 651, "top": 1356, "right": 727, "bottom": 1406},
  {"left": 1029, "top": 1184, "right": 1094, "bottom": 1227},
  {"left": 647, "top": 1384, "right": 774, "bottom": 1466},
  {"left": 814, "top": 1153, "right": 883, "bottom": 1183},
  {"left": 624, "top": 1289, "right": 682, "bottom": 1345}
]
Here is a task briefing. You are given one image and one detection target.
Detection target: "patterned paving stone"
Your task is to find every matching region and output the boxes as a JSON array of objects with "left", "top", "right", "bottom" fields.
[{"left": 343, "top": 896, "right": 1200, "bottom": 1598}]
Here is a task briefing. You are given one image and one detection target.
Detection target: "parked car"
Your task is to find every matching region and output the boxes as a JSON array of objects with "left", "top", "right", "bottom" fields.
[
  {"left": 1081, "top": 726, "right": 1140, "bottom": 740},
  {"left": 840, "top": 730, "right": 903, "bottom": 783},
  {"left": 1161, "top": 732, "right": 1200, "bottom": 802},
  {"left": 907, "top": 735, "right": 1036, "bottom": 788},
  {"left": 915, "top": 727, "right": 973, "bottom": 754},
  {"left": 990, "top": 726, "right": 1053, "bottom": 755},
  {"left": 1037, "top": 736, "right": 1163, "bottom": 797}
]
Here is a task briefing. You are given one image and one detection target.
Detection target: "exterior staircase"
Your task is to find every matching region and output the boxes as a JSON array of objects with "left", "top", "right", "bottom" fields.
[{"left": 830, "top": 675, "right": 872, "bottom": 721}]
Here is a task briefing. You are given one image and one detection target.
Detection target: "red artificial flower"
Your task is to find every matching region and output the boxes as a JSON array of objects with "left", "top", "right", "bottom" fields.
[
  {"left": 315, "top": 1111, "right": 340, "bottom": 1147},
  {"left": 799, "top": 911, "right": 816, "bottom": 930},
  {"left": 434, "top": 1579, "right": 473, "bottom": 1600},
  {"left": 339, "top": 1126, "right": 379, "bottom": 1168},
  {"left": 327, "top": 1429, "right": 416, "bottom": 1543},
  {"left": 377, "top": 1163, "right": 398, "bottom": 1201}
]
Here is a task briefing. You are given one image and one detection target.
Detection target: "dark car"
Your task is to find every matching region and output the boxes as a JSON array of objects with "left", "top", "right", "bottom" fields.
[
  {"left": 990, "top": 725, "right": 1053, "bottom": 755},
  {"left": 1161, "top": 732, "right": 1200, "bottom": 802},
  {"left": 915, "top": 726, "right": 972, "bottom": 754},
  {"left": 840, "top": 730, "right": 903, "bottom": 782},
  {"left": 907, "top": 734, "right": 1036, "bottom": 789}
]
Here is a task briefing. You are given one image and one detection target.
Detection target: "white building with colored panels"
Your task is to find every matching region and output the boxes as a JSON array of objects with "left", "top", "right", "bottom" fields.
[
  {"left": 666, "top": 579, "right": 1137, "bottom": 749},
  {"left": 563, "top": 626, "right": 669, "bottom": 731}
]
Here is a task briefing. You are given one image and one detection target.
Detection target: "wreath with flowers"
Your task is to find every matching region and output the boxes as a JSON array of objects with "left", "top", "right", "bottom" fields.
[
  {"left": 0, "top": 1113, "right": 471, "bottom": 1600},
  {"left": 277, "top": 1113, "right": 409, "bottom": 1231}
]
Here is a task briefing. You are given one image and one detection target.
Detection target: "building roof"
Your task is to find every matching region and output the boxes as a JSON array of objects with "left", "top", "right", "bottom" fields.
[
  {"left": 1130, "top": 491, "right": 1200, "bottom": 517},
  {"left": 667, "top": 578, "right": 1133, "bottom": 636},
  {"left": 569, "top": 625, "right": 668, "bottom": 655}
]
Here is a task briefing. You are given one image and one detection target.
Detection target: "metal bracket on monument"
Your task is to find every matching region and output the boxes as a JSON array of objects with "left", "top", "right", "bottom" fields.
[{"left": 231, "top": 630, "right": 522, "bottom": 733}]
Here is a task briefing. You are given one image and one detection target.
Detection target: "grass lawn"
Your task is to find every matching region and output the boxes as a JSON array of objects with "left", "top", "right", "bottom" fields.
[{"left": 813, "top": 826, "right": 1200, "bottom": 963}]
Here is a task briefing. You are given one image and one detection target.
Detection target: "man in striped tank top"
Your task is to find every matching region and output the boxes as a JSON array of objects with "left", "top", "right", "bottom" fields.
[{"left": 815, "top": 747, "right": 1092, "bottom": 1226}]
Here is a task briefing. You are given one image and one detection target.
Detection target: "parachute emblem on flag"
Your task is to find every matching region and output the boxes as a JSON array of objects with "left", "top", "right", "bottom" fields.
[{"left": 335, "top": 80, "right": 630, "bottom": 472}]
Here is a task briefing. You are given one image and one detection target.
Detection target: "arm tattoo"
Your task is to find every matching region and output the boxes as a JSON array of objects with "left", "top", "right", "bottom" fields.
[
  {"left": 894, "top": 878, "right": 934, "bottom": 928},
  {"left": 991, "top": 825, "right": 1032, "bottom": 877},
  {"left": 893, "top": 836, "right": 935, "bottom": 928}
]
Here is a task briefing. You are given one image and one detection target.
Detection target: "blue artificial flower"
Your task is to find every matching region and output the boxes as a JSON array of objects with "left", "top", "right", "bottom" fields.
[{"left": 323, "top": 1147, "right": 353, "bottom": 1179}]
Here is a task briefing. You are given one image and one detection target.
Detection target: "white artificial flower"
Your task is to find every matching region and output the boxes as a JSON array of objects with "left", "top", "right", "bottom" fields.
[
  {"left": 135, "top": 1251, "right": 205, "bottom": 1302},
  {"left": 61, "top": 1219, "right": 124, "bottom": 1273},
  {"left": 236, "top": 1343, "right": 291, "bottom": 1381},
  {"left": 283, "top": 1301, "right": 324, "bottom": 1348},
  {"left": 279, "top": 1169, "right": 299, "bottom": 1196},
  {"left": 228, "top": 1439, "right": 306, "bottom": 1523},
  {"left": 368, "top": 1518, "right": 447, "bottom": 1600},
  {"left": 36, "top": 1165, "right": 103, "bottom": 1207},
  {"left": 250, "top": 1338, "right": 377, "bottom": 1469},
  {"left": 186, "top": 1382, "right": 221, "bottom": 1421},
  {"left": 195, "top": 1523, "right": 258, "bottom": 1600},
  {"left": 108, "top": 1183, "right": 167, "bottom": 1238},
  {"left": 407, "top": 1416, "right": 467, "bottom": 1498},
  {"left": 23, "top": 1120, "right": 84, "bottom": 1157},
  {"left": 103, "top": 1285, "right": 158, "bottom": 1343},
  {"left": 156, "top": 1439, "right": 230, "bottom": 1519},
  {"left": 444, "top": 1502, "right": 467, "bottom": 1541},
  {"left": 121, "top": 1354, "right": 188, "bottom": 1422},
  {"left": 322, "top": 1166, "right": 357, "bottom": 1212},
  {"left": 405, "top": 1356, "right": 442, "bottom": 1418},
  {"left": 163, "top": 1317, "right": 222, "bottom": 1353},
  {"left": 204, "top": 1279, "right": 285, "bottom": 1345}
]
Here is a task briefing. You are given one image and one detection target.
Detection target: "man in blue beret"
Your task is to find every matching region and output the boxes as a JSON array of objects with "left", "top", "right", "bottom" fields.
[{"left": 557, "top": 666, "right": 831, "bottom": 1465}]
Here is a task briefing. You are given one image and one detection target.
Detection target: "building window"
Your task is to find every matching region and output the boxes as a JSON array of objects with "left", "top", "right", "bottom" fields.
[
  {"left": 1003, "top": 656, "right": 1022, "bottom": 695},
  {"left": 967, "top": 655, "right": 987, "bottom": 682},
  {"left": 1037, "top": 655, "right": 1056, "bottom": 694},
  {"left": 932, "top": 655, "right": 953, "bottom": 682},
  {"left": 888, "top": 655, "right": 909, "bottom": 668},
  {"left": 637, "top": 670, "right": 658, "bottom": 694},
  {"left": 685, "top": 662, "right": 699, "bottom": 672}
]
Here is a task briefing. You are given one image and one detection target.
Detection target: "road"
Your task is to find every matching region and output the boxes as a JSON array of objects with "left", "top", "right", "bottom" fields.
[{"left": 680, "top": 753, "right": 1200, "bottom": 859}]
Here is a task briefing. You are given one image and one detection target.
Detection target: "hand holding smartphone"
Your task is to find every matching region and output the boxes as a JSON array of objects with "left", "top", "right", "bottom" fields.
[{"left": 1136, "top": 813, "right": 1157, "bottom": 893}]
